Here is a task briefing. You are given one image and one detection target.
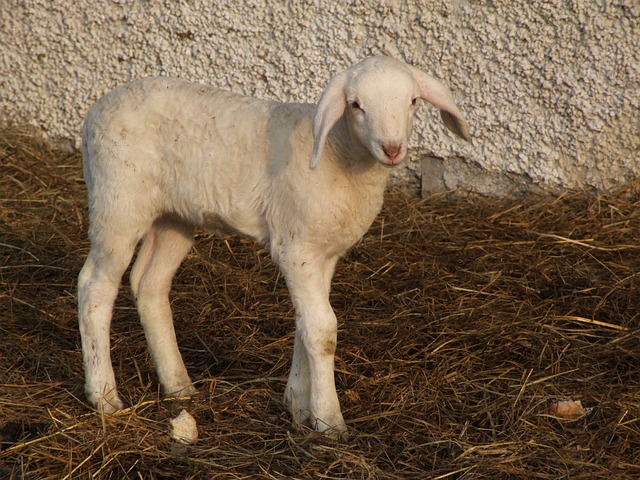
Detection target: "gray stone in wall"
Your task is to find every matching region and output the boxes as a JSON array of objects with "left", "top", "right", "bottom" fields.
[{"left": 421, "top": 156, "right": 540, "bottom": 198}]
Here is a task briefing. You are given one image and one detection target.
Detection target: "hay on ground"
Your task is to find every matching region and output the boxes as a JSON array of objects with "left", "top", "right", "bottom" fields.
[{"left": 1, "top": 126, "right": 639, "bottom": 479}]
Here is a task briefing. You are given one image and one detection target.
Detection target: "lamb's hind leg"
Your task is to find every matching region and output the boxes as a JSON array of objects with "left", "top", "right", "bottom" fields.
[
  {"left": 78, "top": 234, "right": 140, "bottom": 414},
  {"left": 285, "top": 328, "right": 312, "bottom": 425},
  {"left": 130, "top": 216, "right": 196, "bottom": 398}
]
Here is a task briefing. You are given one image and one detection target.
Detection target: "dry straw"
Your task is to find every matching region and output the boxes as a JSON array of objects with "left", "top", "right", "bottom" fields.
[{"left": 1, "top": 126, "right": 639, "bottom": 478}]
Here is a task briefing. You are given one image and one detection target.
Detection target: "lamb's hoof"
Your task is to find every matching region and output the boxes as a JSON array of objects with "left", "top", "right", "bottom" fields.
[
  {"left": 89, "top": 391, "right": 124, "bottom": 415},
  {"left": 165, "top": 383, "right": 197, "bottom": 399},
  {"left": 285, "top": 389, "right": 311, "bottom": 423},
  {"left": 315, "top": 418, "right": 349, "bottom": 442}
]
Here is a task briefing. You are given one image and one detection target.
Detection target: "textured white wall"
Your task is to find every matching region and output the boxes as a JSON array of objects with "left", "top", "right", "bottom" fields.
[{"left": 1, "top": 1, "right": 638, "bottom": 194}]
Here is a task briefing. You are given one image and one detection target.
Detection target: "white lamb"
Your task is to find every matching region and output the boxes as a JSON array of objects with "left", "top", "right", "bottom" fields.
[{"left": 78, "top": 56, "right": 470, "bottom": 438}]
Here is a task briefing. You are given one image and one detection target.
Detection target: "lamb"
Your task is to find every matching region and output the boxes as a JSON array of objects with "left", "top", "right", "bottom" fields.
[{"left": 77, "top": 55, "right": 470, "bottom": 439}]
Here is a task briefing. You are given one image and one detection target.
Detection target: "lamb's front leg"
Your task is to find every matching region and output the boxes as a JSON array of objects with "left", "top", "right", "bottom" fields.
[{"left": 280, "top": 253, "right": 347, "bottom": 439}]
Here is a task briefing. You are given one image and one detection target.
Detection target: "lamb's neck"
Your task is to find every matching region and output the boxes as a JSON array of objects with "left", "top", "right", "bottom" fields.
[{"left": 326, "top": 117, "right": 390, "bottom": 183}]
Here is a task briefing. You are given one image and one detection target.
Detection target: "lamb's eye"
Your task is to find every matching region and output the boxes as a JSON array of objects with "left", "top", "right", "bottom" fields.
[
  {"left": 350, "top": 101, "right": 362, "bottom": 111},
  {"left": 411, "top": 98, "right": 418, "bottom": 107}
]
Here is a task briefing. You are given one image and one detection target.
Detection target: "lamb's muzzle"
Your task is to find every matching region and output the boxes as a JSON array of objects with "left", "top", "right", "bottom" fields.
[{"left": 382, "top": 143, "right": 403, "bottom": 162}]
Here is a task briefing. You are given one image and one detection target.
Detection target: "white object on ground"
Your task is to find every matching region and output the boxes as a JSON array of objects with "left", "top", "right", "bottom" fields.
[{"left": 169, "top": 409, "right": 198, "bottom": 444}]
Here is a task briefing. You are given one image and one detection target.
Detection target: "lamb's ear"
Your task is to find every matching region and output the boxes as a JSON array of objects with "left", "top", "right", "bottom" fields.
[
  {"left": 407, "top": 65, "right": 471, "bottom": 142},
  {"left": 310, "top": 70, "right": 349, "bottom": 169}
]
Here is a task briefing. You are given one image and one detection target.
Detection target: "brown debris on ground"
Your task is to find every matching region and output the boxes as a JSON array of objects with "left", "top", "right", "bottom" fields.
[{"left": 1, "top": 125, "right": 639, "bottom": 479}]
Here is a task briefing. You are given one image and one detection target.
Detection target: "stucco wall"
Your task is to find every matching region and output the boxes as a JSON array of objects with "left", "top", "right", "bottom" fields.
[{"left": 1, "top": 1, "right": 638, "bottom": 194}]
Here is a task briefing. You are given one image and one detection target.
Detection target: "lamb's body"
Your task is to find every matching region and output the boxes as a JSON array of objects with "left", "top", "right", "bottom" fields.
[
  {"left": 84, "top": 78, "right": 387, "bottom": 251},
  {"left": 78, "top": 57, "right": 470, "bottom": 438}
]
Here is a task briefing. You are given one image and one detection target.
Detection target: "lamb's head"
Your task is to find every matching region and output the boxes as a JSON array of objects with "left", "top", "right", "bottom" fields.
[{"left": 310, "top": 56, "right": 471, "bottom": 169}]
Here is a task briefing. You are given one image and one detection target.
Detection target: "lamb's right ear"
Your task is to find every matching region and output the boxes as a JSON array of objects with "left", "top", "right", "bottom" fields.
[{"left": 310, "top": 70, "right": 349, "bottom": 169}]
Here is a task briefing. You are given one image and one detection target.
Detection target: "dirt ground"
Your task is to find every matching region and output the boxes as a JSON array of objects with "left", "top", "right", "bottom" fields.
[{"left": 1, "top": 127, "right": 639, "bottom": 479}]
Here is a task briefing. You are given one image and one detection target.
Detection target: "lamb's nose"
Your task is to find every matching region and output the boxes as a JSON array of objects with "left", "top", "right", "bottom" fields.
[{"left": 382, "top": 143, "right": 402, "bottom": 161}]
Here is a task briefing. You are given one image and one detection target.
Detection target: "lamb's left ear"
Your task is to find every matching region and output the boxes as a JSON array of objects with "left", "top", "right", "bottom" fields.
[
  {"left": 310, "top": 69, "right": 349, "bottom": 169},
  {"left": 407, "top": 65, "right": 471, "bottom": 142}
]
